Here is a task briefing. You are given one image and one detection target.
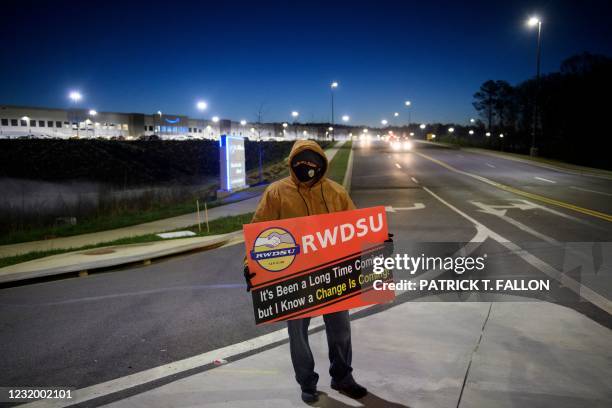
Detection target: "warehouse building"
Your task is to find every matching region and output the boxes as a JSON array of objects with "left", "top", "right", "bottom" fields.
[{"left": 0, "top": 105, "right": 341, "bottom": 141}]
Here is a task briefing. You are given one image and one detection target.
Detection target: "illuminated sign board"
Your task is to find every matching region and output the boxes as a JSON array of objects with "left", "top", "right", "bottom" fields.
[{"left": 219, "top": 134, "right": 247, "bottom": 191}]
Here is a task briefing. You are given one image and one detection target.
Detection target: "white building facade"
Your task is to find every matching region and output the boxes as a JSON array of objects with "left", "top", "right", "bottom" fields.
[{"left": 0, "top": 105, "right": 351, "bottom": 141}]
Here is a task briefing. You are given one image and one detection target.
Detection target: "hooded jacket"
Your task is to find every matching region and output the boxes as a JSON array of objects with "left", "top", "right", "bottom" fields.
[{"left": 250, "top": 140, "right": 355, "bottom": 223}]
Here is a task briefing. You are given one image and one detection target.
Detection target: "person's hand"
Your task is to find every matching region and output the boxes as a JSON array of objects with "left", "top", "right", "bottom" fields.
[
  {"left": 383, "top": 233, "right": 394, "bottom": 258},
  {"left": 244, "top": 264, "right": 256, "bottom": 292}
]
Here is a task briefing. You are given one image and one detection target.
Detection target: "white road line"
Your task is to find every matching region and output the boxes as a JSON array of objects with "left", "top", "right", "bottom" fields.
[
  {"left": 485, "top": 163, "right": 495, "bottom": 168},
  {"left": 570, "top": 186, "right": 612, "bottom": 197},
  {"left": 411, "top": 177, "right": 419, "bottom": 184},
  {"left": 395, "top": 163, "right": 402, "bottom": 169},
  {"left": 20, "top": 315, "right": 320, "bottom": 408},
  {"left": 421, "top": 186, "right": 612, "bottom": 315},
  {"left": 534, "top": 176, "right": 556, "bottom": 183}
]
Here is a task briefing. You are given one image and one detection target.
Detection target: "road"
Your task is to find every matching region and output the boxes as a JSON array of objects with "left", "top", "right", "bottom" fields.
[{"left": 0, "top": 141, "right": 610, "bottom": 402}]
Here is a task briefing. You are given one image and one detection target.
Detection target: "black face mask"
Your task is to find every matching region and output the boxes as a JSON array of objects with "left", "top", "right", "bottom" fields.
[{"left": 291, "top": 149, "right": 326, "bottom": 183}]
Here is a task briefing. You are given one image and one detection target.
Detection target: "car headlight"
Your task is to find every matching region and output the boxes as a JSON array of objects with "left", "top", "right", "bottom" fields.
[{"left": 403, "top": 141, "right": 413, "bottom": 150}]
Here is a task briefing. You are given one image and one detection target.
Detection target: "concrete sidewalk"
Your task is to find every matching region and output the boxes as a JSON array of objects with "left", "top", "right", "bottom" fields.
[
  {"left": 0, "top": 231, "right": 243, "bottom": 284},
  {"left": 100, "top": 300, "right": 611, "bottom": 408},
  {"left": 0, "top": 143, "right": 344, "bottom": 258}
]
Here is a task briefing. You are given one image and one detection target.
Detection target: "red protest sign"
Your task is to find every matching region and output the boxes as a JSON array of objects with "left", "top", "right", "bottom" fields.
[{"left": 243, "top": 206, "right": 395, "bottom": 325}]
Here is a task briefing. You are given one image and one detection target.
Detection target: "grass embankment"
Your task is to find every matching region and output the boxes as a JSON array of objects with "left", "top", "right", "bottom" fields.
[
  {"left": 0, "top": 164, "right": 279, "bottom": 246},
  {"left": 0, "top": 141, "right": 352, "bottom": 268},
  {"left": 327, "top": 141, "right": 352, "bottom": 184},
  {"left": 0, "top": 213, "right": 254, "bottom": 269},
  {"left": 1, "top": 143, "right": 333, "bottom": 246}
]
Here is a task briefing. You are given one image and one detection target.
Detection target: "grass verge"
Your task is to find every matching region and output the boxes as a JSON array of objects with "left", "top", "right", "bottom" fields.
[
  {"left": 0, "top": 213, "right": 253, "bottom": 269},
  {"left": 327, "top": 141, "right": 352, "bottom": 184}
]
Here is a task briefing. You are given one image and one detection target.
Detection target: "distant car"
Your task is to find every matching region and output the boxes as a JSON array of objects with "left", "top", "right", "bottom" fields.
[
  {"left": 389, "top": 136, "right": 413, "bottom": 151},
  {"left": 138, "top": 134, "right": 160, "bottom": 141}
]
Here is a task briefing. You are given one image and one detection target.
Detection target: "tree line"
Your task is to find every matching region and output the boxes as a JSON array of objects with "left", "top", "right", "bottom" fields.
[{"left": 471, "top": 52, "right": 612, "bottom": 169}]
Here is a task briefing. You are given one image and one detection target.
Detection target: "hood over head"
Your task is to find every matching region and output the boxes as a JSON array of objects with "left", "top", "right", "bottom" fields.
[{"left": 288, "top": 140, "right": 328, "bottom": 186}]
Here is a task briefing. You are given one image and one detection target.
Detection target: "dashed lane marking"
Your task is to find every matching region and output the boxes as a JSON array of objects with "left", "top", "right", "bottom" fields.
[
  {"left": 535, "top": 176, "right": 556, "bottom": 183},
  {"left": 570, "top": 186, "right": 612, "bottom": 197}
]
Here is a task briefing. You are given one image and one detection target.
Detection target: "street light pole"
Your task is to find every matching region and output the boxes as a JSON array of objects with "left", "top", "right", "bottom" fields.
[
  {"left": 527, "top": 17, "right": 542, "bottom": 156},
  {"left": 291, "top": 111, "right": 299, "bottom": 140},
  {"left": 330, "top": 82, "right": 338, "bottom": 141},
  {"left": 404, "top": 100, "right": 412, "bottom": 128},
  {"left": 69, "top": 91, "right": 82, "bottom": 138}
]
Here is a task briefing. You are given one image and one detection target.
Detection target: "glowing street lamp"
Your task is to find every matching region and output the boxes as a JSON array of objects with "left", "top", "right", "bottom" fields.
[
  {"left": 282, "top": 122, "right": 288, "bottom": 128},
  {"left": 448, "top": 127, "right": 455, "bottom": 133},
  {"left": 393, "top": 112, "right": 399, "bottom": 117},
  {"left": 291, "top": 111, "right": 299, "bottom": 119},
  {"left": 419, "top": 123, "right": 426, "bottom": 130},
  {"left": 499, "top": 133, "right": 504, "bottom": 138},
  {"left": 89, "top": 109, "right": 97, "bottom": 116},
  {"left": 196, "top": 101, "right": 208, "bottom": 111},
  {"left": 240, "top": 119, "right": 247, "bottom": 126},
  {"left": 69, "top": 91, "right": 82, "bottom": 103},
  {"left": 468, "top": 130, "right": 474, "bottom": 135},
  {"left": 342, "top": 115, "right": 350, "bottom": 122},
  {"left": 212, "top": 116, "right": 220, "bottom": 123},
  {"left": 527, "top": 16, "right": 540, "bottom": 27},
  {"left": 381, "top": 119, "right": 388, "bottom": 126},
  {"left": 470, "top": 118, "right": 475, "bottom": 124},
  {"left": 486, "top": 132, "right": 491, "bottom": 137}
]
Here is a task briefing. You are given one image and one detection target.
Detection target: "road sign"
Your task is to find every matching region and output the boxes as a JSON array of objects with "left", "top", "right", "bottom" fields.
[{"left": 219, "top": 134, "right": 247, "bottom": 192}]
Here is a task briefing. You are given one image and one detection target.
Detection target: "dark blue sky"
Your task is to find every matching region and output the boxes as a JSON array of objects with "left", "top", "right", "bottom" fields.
[{"left": 2, "top": 0, "right": 611, "bottom": 126}]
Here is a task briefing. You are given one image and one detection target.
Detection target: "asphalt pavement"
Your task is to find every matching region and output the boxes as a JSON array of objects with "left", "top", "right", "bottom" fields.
[{"left": 0, "top": 141, "right": 610, "bottom": 407}]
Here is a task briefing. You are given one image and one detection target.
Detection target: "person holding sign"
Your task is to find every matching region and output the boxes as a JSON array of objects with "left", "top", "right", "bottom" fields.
[{"left": 243, "top": 140, "right": 392, "bottom": 403}]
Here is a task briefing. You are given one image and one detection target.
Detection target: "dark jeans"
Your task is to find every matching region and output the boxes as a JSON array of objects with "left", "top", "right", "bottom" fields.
[{"left": 287, "top": 310, "right": 353, "bottom": 391}]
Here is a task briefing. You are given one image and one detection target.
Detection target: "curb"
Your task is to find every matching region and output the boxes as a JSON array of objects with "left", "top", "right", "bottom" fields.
[{"left": 0, "top": 231, "right": 243, "bottom": 284}]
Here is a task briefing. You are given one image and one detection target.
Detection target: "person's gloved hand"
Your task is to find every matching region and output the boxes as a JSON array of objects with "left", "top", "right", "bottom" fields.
[
  {"left": 244, "top": 264, "right": 256, "bottom": 292},
  {"left": 383, "top": 233, "right": 394, "bottom": 258}
]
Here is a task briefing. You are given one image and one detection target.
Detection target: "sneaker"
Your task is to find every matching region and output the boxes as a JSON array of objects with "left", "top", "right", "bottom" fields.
[
  {"left": 331, "top": 379, "right": 368, "bottom": 399},
  {"left": 301, "top": 388, "right": 319, "bottom": 403}
]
